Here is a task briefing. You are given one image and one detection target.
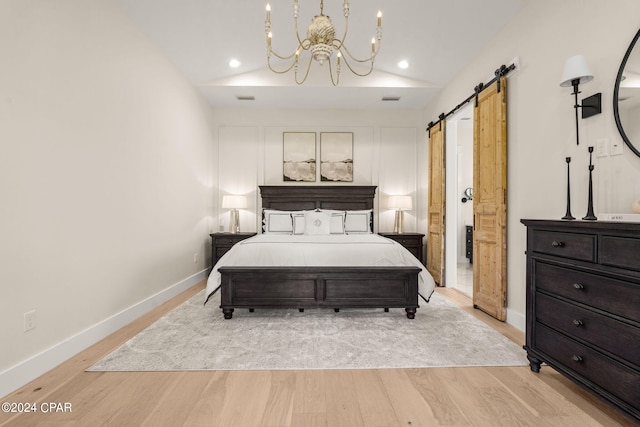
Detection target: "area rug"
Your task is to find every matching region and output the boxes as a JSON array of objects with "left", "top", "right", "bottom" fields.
[{"left": 88, "top": 290, "right": 528, "bottom": 371}]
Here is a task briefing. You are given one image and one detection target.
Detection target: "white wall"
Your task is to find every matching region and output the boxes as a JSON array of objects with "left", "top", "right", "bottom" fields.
[
  {"left": 0, "top": 0, "right": 215, "bottom": 395},
  {"left": 211, "top": 109, "right": 424, "bottom": 235},
  {"left": 422, "top": 0, "right": 640, "bottom": 329}
]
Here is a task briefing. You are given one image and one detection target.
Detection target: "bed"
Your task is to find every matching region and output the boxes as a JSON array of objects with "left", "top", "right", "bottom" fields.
[{"left": 205, "top": 185, "right": 435, "bottom": 319}]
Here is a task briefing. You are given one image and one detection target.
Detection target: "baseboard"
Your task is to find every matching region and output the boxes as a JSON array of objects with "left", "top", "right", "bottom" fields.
[
  {"left": 0, "top": 269, "right": 209, "bottom": 399},
  {"left": 506, "top": 307, "right": 525, "bottom": 332}
]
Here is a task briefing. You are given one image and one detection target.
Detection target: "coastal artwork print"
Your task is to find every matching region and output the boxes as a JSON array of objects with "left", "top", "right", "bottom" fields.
[
  {"left": 320, "top": 132, "right": 353, "bottom": 182},
  {"left": 283, "top": 132, "right": 316, "bottom": 182}
]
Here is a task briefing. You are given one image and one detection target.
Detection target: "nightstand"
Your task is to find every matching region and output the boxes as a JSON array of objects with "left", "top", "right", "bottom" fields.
[
  {"left": 210, "top": 232, "right": 256, "bottom": 266},
  {"left": 379, "top": 232, "right": 425, "bottom": 265}
]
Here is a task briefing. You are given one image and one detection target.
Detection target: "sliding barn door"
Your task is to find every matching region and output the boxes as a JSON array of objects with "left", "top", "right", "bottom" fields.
[
  {"left": 473, "top": 77, "right": 508, "bottom": 320},
  {"left": 427, "top": 121, "right": 445, "bottom": 286}
]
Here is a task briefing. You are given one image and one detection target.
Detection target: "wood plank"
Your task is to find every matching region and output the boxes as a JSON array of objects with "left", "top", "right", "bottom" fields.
[
  {"left": 323, "top": 370, "right": 364, "bottom": 427},
  {"left": 379, "top": 368, "right": 439, "bottom": 426},
  {"left": 351, "top": 370, "right": 400, "bottom": 427}
]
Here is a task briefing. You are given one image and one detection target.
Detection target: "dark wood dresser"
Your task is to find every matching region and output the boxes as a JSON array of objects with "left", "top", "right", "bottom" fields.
[
  {"left": 379, "top": 232, "right": 425, "bottom": 265},
  {"left": 521, "top": 219, "right": 640, "bottom": 422}
]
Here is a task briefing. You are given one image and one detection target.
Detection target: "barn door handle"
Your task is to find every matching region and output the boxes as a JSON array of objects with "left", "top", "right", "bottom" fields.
[{"left": 551, "top": 240, "right": 564, "bottom": 248}]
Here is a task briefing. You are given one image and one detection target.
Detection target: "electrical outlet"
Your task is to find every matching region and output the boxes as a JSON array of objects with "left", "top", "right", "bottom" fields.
[
  {"left": 24, "top": 310, "right": 36, "bottom": 332},
  {"left": 194, "top": 253, "right": 199, "bottom": 263}
]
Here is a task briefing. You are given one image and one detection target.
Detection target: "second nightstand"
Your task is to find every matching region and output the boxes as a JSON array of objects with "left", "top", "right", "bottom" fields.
[
  {"left": 210, "top": 232, "right": 256, "bottom": 266},
  {"left": 378, "top": 232, "right": 425, "bottom": 265}
]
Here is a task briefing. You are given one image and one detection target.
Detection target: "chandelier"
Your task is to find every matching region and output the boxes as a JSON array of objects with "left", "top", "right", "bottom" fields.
[{"left": 265, "top": 0, "right": 382, "bottom": 86}]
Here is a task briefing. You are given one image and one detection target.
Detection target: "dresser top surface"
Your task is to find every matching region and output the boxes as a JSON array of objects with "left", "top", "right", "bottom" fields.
[{"left": 521, "top": 219, "right": 640, "bottom": 232}]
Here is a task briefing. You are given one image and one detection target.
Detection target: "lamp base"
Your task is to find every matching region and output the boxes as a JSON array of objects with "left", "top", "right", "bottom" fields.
[
  {"left": 393, "top": 210, "right": 404, "bottom": 234},
  {"left": 229, "top": 209, "right": 240, "bottom": 234}
]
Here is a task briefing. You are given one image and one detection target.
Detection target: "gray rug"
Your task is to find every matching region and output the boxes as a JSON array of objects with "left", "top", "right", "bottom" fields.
[{"left": 88, "top": 290, "right": 528, "bottom": 371}]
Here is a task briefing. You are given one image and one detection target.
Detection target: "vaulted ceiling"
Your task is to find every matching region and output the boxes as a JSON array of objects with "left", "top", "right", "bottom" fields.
[{"left": 114, "top": 0, "right": 527, "bottom": 110}]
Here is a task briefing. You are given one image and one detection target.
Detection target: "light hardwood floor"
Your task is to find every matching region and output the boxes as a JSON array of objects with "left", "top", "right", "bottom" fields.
[{"left": 1, "top": 282, "right": 636, "bottom": 427}]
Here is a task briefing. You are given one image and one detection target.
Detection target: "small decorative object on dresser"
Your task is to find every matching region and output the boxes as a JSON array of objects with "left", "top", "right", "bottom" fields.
[
  {"left": 583, "top": 146, "right": 597, "bottom": 220},
  {"left": 379, "top": 232, "right": 425, "bottom": 265},
  {"left": 521, "top": 219, "right": 640, "bottom": 422},
  {"left": 210, "top": 232, "right": 257, "bottom": 266},
  {"left": 633, "top": 199, "right": 640, "bottom": 214},
  {"left": 562, "top": 157, "right": 575, "bottom": 220}
]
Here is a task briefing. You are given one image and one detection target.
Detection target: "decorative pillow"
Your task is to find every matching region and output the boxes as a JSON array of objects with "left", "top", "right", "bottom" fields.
[
  {"left": 304, "top": 211, "right": 332, "bottom": 235},
  {"left": 319, "top": 209, "right": 346, "bottom": 234},
  {"left": 291, "top": 212, "right": 308, "bottom": 235},
  {"left": 263, "top": 209, "right": 294, "bottom": 234},
  {"left": 345, "top": 209, "right": 372, "bottom": 234}
]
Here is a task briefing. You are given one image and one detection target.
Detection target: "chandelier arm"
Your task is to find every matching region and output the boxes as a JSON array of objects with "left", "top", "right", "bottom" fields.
[
  {"left": 327, "top": 57, "right": 339, "bottom": 86},
  {"left": 339, "top": 41, "right": 381, "bottom": 64},
  {"left": 267, "top": 54, "right": 298, "bottom": 74},
  {"left": 294, "top": 15, "right": 306, "bottom": 47},
  {"left": 267, "top": 47, "right": 299, "bottom": 61},
  {"left": 338, "top": 52, "right": 375, "bottom": 77},
  {"left": 295, "top": 54, "right": 314, "bottom": 85}
]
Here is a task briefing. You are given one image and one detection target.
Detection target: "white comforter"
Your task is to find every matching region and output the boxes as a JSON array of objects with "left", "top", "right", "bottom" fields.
[{"left": 205, "top": 233, "right": 436, "bottom": 303}]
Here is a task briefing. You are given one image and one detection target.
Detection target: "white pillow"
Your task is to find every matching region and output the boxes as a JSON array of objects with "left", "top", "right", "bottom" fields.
[
  {"left": 291, "top": 212, "right": 308, "bottom": 235},
  {"left": 263, "top": 210, "right": 294, "bottom": 234},
  {"left": 319, "top": 209, "right": 346, "bottom": 234},
  {"left": 345, "top": 210, "right": 372, "bottom": 234},
  {"left": 304, "top": 211, "right": 332, "bottom": 235}
]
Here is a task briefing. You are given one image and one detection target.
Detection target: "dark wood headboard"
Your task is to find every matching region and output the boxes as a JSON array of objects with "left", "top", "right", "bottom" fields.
[
  {"left": 260, "top": 185, "right": 376, "bottom": 211},
  {"left": 259, "top": 185, "right": 377, "bottom": 231}
]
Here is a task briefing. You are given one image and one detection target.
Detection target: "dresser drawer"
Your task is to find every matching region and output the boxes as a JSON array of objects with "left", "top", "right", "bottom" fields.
[
  {"left": 536, "top": 292, "right": 640, "bottom": 366},
  {"left": 600, "top": 235, "right": 640, "bottom": 272},
  {"left": 530, "top": 229, "right": 596, "bottom": 262},
  {"left": 536, "top": 324, "right": 640, "bottom": 409},
  {"left": 535, "top": 261, "right": 640, "bottom": 322},
  {"left": 215, "top": 237, "right": 239, "bottom": 246}
]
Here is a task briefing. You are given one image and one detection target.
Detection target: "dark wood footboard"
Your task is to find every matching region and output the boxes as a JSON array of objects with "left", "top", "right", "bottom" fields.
[{"left": 218, "top": 266, "right": 421, "bottom": 319}]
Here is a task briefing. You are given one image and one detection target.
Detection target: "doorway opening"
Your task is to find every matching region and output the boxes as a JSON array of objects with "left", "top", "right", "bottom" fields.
[{"left": 444, "top": 103, "right": 474, "bottom": 297}]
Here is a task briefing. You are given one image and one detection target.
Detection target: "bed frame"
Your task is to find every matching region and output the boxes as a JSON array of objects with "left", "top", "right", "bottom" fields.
[{"left": 219, "top": 185, "right": 421, "bottom": 319}]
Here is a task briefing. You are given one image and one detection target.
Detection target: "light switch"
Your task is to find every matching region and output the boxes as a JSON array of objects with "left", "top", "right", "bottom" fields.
[{"left": 595, "top": 138, "right": 609, "bottom": 157}]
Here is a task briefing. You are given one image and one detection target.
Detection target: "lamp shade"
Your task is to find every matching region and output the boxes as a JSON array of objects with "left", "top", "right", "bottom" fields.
[
  {"left": 388, "top": 195, "right": 412, "bottom": 210},
  {"left": 222, "top": 195, "right": 247, "bottom": 209},
  {"left": 560, "top": 54, "right": 594, "bottom": 87}
]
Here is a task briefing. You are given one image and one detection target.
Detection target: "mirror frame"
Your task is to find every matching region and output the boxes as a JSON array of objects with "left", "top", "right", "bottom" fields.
[{"left": 613, "top": 28, "right": 640, "bottom": 158}]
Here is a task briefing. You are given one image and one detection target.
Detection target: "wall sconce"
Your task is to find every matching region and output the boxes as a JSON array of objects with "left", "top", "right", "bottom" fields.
[
  {"left": 221, "top": 195, "right": 247, "bottom": 234},
  {"left": 560, "top": 54, "right": 602, "bottom": 145},
  {"left": 388, "top": 195, "right": 412, "bottom": 234}
]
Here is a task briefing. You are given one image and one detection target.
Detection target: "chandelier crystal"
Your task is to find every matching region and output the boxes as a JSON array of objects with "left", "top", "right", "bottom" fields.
[{"left": 265, "top": 0, "right": 382, "bottom": 86}]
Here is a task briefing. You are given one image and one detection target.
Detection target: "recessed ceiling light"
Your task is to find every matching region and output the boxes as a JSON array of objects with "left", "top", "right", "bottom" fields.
[
  {"left": 398, "top": 60, "right": 409, "bottom": 69},
  {"left": 229, "top": 59, "right": 241, "bottom": 68}
]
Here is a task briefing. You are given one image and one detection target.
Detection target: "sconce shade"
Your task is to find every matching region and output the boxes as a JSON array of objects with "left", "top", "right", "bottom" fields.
[
  {"left": 222, "top": 195, "right": 247, "bottom": 209},
  {"left": 388, "top": 195, "right": 412, "bottom": 210},
  {"left": 560, "top": 54, "right": 594, "bottom": 87}
]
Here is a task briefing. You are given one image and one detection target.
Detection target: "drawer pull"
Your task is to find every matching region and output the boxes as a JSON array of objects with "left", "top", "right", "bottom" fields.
[
  {"left": 571, "top": 355, "right": 583, "bottom": 363},
  {"left": 572, "top": 319, "right": 584, "bottom": 327},
  {"left": 551, "top": 240, "right": 565, "bottom": 248},
  {"left": 572, "top": 283, "right": 584, "bottom": 290}
]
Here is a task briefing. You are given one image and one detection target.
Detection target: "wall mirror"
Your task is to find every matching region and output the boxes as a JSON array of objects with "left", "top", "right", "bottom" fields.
[{"left": 614, "top": 28, "right": 640, "bottom": 158}]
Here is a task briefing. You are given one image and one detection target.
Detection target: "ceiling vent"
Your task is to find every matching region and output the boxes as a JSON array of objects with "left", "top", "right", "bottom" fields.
[
  {"left": 236, "top": 96, "right": 255, "bottom": 101},
  {"left": 381, "top": 96, "right": 401, "bottom": 101}
]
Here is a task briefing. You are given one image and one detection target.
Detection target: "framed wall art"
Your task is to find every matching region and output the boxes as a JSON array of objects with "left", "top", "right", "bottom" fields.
[
  {"left": 320, "top": 132, "right": 353, "bottom": 182},
  {"left": 283, "top": 132, "right": 316, "bottom": 182}
]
